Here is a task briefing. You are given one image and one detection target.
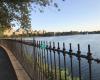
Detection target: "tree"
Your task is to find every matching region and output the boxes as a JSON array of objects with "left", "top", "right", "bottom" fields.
[
  {"left": 0, "top": 1, "right": 32, "bottom": 29},
  {"left": 0, "top": 0, "right": 63, "bottom": 30}
]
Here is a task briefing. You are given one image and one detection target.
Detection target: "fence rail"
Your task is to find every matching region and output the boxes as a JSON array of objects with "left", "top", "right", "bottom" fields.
[{"left": 0, "top": 38, "right": 100, "bottom": 80}]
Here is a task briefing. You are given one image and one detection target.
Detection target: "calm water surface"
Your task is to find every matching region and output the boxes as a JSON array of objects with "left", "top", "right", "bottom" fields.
[
  {"left": 24, "top": 34, "right": 100, "bottom": 58},
  {"left": 23, "top": 34, "right": 100, "bottom": 80}
]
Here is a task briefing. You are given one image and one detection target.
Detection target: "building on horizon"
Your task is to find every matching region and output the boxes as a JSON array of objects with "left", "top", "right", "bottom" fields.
[{"left": 14, "top": 27, "right": 27, "bottom": 35}]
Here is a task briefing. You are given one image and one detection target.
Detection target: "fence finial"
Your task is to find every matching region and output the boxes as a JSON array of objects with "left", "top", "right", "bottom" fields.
[
  {"left": 78, "top": 44, "right": 80, "bottom": 51},
  {"left": 49, "top": 41, "right": 51, "bottom": 48},
  {"left": 77, "top": 44, "right": 81, "bottom": 56},
  {"left": 58, "top": 42, "right": 60, "bottom": 49},
  {"left": 46, "top": 41, "right": 48, "bottom": 49},
  {"left": 69, "top": 43, "right": 72, "bottom": 52},
  {"left": 88, "top": 44, "right": 91, "bottom": 53},
  {"left": 33, "top": 40, "right": 36, "bottom": 47},
  {"left": 39, "top": 41, "right": 40, "bottom": 48},
  {"left": 63, "top": 42, "right": 66, "bottom": 55},
  {"left": 37, "top": 41, "right": 38, "bottom": 47},
  {"left": 53, "top": 42, "right": 55, "bottom": 49},
  {"left": 87, "top": 44, "right": 92, "bottom": 59},
  {"left": 63, "top": 42, "right": 65, "bottom": 49}
]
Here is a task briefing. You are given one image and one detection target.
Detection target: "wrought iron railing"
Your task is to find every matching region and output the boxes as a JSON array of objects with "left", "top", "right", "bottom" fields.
[{"left": 0, "top": 38, "right": 100, "bottom": 80}]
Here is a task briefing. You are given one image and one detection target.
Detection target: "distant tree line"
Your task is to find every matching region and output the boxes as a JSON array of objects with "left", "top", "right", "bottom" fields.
[
  {"left": 39, "top": 31, "right": 100, "bottom": 37},
  {"left": 2, "top": 30, "right": 100, "bottom": 38},
  {"left": 25, "top": 31, "right": 100, "bottom": 37}
]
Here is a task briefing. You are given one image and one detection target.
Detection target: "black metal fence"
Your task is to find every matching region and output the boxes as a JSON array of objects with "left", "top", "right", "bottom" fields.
[{"left": 0, "top": 38, "right": 100, "bottom": 80}]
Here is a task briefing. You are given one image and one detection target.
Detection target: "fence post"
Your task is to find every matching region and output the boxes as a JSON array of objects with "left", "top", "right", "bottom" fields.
[
  {"left": 53, "top": 42, "right": 57, "bottom": 80},
  {"left": 43, "top": 41, "right": 46, "bottom": 80},
  {"left": 49, "top": 41, "right": 53, "bottom": 79},
  {"left": 87, "top": 44, "right": 92, "bottom": 80},
  {"left": 37, "top": 40, "right": 39, "bottom": 80},
  {"left": 69, "top": 43, "right": 73, "bottom": 80},
  {"left": 41, "top": 41, "right": 44, "bottom": 80},
  {"left": 42, "top": 41, "right": 45, "bottom": 80},
  {"left": 39, "top": 41, "right": 42, "bottom": 80},
  {"left": 63, "top": 42, "right": 67, "bottom": 80},
  {"left": 46, "top": 41, "right": 50, "bottom": 79},
  {"left": 57, "top": 42, "right": 61, "bottom": 80},
  {"left": 38, "top": 41, "right": 41, "bottom": 80},
  {"left": 77, "top": 44, "right": 82, "bottom": 80},
  {"left": 33, "top": 39, "right": 36, "bottom": 80}
]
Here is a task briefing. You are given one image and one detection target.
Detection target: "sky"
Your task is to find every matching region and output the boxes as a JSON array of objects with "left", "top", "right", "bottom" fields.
[{"left": 30, "top": 0, "right": 100, "bottom": 32}]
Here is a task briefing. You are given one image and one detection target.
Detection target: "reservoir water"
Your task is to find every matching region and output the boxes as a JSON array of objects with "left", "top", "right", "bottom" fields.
[
  {"left": 24, "top": 34, "right": 100, "bottom": 58},
  {"left": 22, "top": 34, "right": 100, "bottom": 80}
]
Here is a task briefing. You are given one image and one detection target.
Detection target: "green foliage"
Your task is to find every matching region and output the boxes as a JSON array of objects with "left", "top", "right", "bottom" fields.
[
  {"left": 0, "top": 0, "right": 65, "bottom": 30},
  {"left": 0, "top": 27, "right": 6, "bottom": 37},
  {"left": 0, "top": 1, "right": 31, "bottom": 29}
]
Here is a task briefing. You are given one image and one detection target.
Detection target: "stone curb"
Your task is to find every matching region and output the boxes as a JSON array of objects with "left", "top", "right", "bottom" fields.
[{"left": 0, "top": 45, "right": 31, "bottom": 80}]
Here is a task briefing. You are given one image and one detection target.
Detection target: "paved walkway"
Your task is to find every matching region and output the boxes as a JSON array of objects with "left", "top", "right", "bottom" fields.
[{"left": 0, "top": 47, "right": 17, "bottom": 80}]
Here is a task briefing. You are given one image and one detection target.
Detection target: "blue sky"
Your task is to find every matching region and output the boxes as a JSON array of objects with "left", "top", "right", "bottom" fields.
[{"left": 30, "top": 0, "right": 100, "bottom": 32}]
